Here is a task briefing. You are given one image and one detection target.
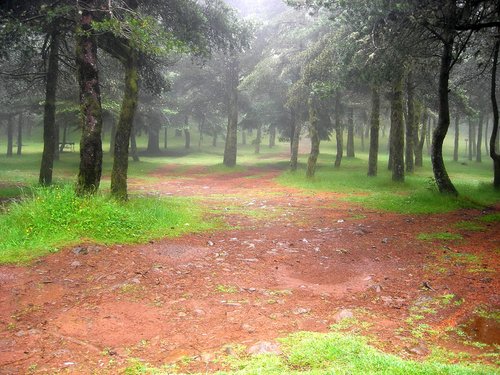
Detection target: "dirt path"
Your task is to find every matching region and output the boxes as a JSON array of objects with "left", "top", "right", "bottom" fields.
[{"left": 0, "top": 166, "right": 498, "bottom": 374}]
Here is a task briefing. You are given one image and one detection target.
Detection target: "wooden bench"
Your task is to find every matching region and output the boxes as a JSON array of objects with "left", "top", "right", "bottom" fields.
[{"left": 59, "top": 142, "right": 75, "bottom": 152}]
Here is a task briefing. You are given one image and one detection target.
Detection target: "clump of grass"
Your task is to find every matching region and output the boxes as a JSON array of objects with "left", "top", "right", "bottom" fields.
[
  {"left": 216, "top": 284, "right": 239, "bottom": 294},
  {"left": 454, "top": 221, "right": 486, "bottom": 231},
  {"left": 479, "top": 213, "right": 500, "bottom": 223},
  {"left": 0, "top": 185, "right": 216, "bottom": 264},
  {"left": 417, "top": 232, "right": 463, "bottom": 241}
]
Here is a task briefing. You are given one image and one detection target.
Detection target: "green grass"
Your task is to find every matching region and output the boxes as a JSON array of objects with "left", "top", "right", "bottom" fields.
[
  {"left": 417, "top": 232, "right": 464, "bottom": 241},
  {"left": 479, "top": 213, "right": 500, "bottom": 223},
  {"left": 123, "top": 331, "right": 498, "bottom": 375},
  {"left": 0, "top": 184, "right": 216, "bottom": 264},
  {"left": 454, "top": 220, "right": 486, "bottom": 231},
  {"left": 276, "top": 154, "right": 499, "bottom": 214}
]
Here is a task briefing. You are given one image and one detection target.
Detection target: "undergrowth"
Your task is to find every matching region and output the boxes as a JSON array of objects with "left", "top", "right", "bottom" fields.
[{"left": 0, "top": 185, "right": 216, "bottom": 264}]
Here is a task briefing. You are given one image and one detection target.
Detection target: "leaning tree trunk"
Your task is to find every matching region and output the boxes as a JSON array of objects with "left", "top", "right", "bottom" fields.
[
  {"left": 453, "top": 115, "right": 459, "bottom": 162},
  {"left": 431, "top": 23, "right": 458, "bottom": 195},
  {"left": 223, "top": 53, "right": 238, "bottom": 167},
  {"left": 111, "top": 50, "right": 138, "bottom": 200},
  {"left": 306, "top": 98, "right": 320, "bottom": 178},
  {"left": 368, "top": 86, "right": 380, "bottom": 177},
  {"left": 39, "top": 31, "right": 59, "bottom": 185},
  {"left": 405, "top": 70, "right": 415, "bottom": 173},
  {"left": 334, "top": 90, "right": 343, "bottom": 167},
  {"left": 346, "top": 107, "right": 355, "bottom": 157},
  {"left": 476, "top": 113, "right": 483, "bottom": 162},
  {"left": 391, "top": 71, "right": 405, "bottom": 182},
  {"left": 76, "top": 3, "right": 103, "bottom": 195},
  {"left": 490, "top": 33, "right": 500, "bottom": 188}
]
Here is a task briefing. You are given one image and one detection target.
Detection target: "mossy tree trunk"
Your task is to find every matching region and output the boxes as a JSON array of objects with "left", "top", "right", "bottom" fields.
[
  {"left": 391, "top": 71, "right": 405, "bottom": 182},
  {"left": 39, "top": 31, "right": 59, "bottom": 185},
  {"left": 306, "top": 98, "right": 320, "bottom": 178},
  {"left": 368, "top": 86, "right": 380, "bottom": 176},
  {"left": 223, "top": 53, "right": 238, "bottom": 167},
  {"left": 76, "top": 2, "right": 103, "bottom": 195},
  {"left": 111, "top": 50, "right": 138, "bottom": 200},
  {"left": 334, "top": 90, "right": 343, "bottom": 167}
]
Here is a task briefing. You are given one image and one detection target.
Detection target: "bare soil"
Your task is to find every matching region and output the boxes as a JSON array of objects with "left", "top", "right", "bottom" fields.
[{"left": 0, "top": 165, "right": 498, "bottom": 374}]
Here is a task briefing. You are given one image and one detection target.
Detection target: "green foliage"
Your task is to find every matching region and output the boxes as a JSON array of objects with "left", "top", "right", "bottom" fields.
[{"left": 0, "top": 185, "right": 215, "bottom": 264}]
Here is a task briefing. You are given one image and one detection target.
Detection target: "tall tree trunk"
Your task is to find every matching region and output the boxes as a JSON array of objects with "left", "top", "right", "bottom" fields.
[
  {"left": 405, "top": 70, "right": 415, "bottom": 172},
  {"left": 109, "top": 119, "right": 116, "bottom": 156},
  {"left": 334, "top": 90, "right": 343, "bottom": 167},
  {"left": 130, "top": 126, "right": 139, "bottom": 162},
  {"left": 484, "top": 116, "right": 489, "bottom": 155},
  {"left": 6, "top": 116, "right": 13, "bottom": 157},
  {"left": 39, "top": 31, "right": 59, "bottom": 185},
  {"left": 306, "top": 98, "right": 320, "bottom": 178},
  {"left": 223, "top": 54, "right": 238, "bottom": 167},
  {"left": 198, "top": 117, "right": 204, "bottom": 149},
  {"left": 388, "top": 118, "right": 394, "bottom": 170},
  {"left": 453, "top": 115, "right": 460, "bottom": 162},
  {"left": 468, "top": 118, "right": 473, "bottom": 161},
  {"left": 476, "top": 113, "right": 483, "bottom": 162},
  {"left": 76, "top": 3, "right": 103, "bottom": 195},
  {"left": 415, "top": 109, "right": 427, "bottom": 167},
  {"left": 368, "top": 86, "right": 380, "bottom": 177},
  {"left": 164, "top": 125, "right": 168, "bottom": 149},
  {"left": 241, "top": 128, "right": 246, "bottom": 145},
  {"left": 290, "top": 118, "right": 302, "bottom": 172},
  {"left": 16, "top": 113, "right": 22, "bottom": 156},
  {"left": 490, "top": 32, "right": 500, "bottom": 188},
  {"left": 472, "top": 119, "right": 477, "bottom": 156},
  {"left": 111, "top": 50, "right": 138, "bottom": 200},
  {"left": 269, "top": 124, "right": 276, "bottom": 148},
  {"left": 212, "top": 132, "right": 217, "bottom": 147},
  {"left": 432, "top": 21, "right": 458, "bottom": 195},
  {"left": 346, "top": 107, "right": 355, "bottom": 157},
  {"left": 255, "top": 125, "right": 262, "bottom": 154},
  {"left": 391, "top": 71, "right": 405, "bottom": 182},
  {"left": 147, "top": 123, "right": 161, "bottom": 154},
  {"left": 184, "top": 128, "right": 191, "bottom": 149}
]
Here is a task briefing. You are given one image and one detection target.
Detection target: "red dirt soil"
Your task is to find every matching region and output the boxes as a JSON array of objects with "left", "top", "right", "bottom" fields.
[{"left": 0, "top": 166, "right": 498, "bottom": 374}]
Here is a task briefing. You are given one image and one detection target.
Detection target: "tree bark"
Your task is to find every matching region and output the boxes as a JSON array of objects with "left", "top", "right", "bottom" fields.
[
  {"left": 184, "top": 128, "right": 191, "bottom": 149},
  {"left": 130, "top": 126, "right": 139, "bottom": 162},
  {"left": 415, "top": 108, "right": 427, "bottom": 167},
  {"left": 405, "top": 70, "right": 415, "bottom": 172},
  {"left": 111, "top": 50, "right": 138, "bottom": 200},
  {"left": 368, "top": 86, "right": 380, "bottom": 177},
  {"left": 76, "top": 3, "right": 103, "bottom": 195},
  {"left": 391, "top": 71, "right": 405, "bottom": 182},
  {"left": 468, "top": 118, "right": 473, "bottom": 161},
  {"left": 6, "top": 116, "right": 13, "bottom": 157},
  {"left": 334, "top": 90, "right": 343, "bottom": 167},
  {"left": 223, "top": 54, "right": 239, "bottom": 167},
  {"left": 453, "top": 114, "right": 460, "bottom": 162},
  {"left": 476, "top": 113, "right": 483, "bottom": 162},
  {"left": 147, "top": 123, "right": 161, "bottom": 154},
  {"left": 290, "top": 118, "right": 302, "bottom": 172},
  {"left": 306, "top": 98, "right": 320, "bottom": 178},
  {"left": 484, "top": 116, "right": 489, "bottom": 155},
  {"left": 431, "top": 20, "right": 458, "bottom": 195},
  {"left": 346, "top": 107, "right": 355, "bottom": 157},
  {"left": 255, "top": 125, "right": 262, "bottom": 154},
  {"left": 16, "top": 113, "right": 22, "bottom": 156},
  {"left": 212, "top": 132, "right": 217, "bottom": 147},
  {"left": 489, "top": 32, "right": 500, "bottom": 188},
  {"left": 39, "top": 31, "right": 59, "bottom": 185},
  {"left": 269, "top": 124, "right": 276, "bottom": 148}
]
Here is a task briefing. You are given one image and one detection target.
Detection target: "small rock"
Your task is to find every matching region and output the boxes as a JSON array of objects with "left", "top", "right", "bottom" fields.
[
  {"left": 207, "top": 241, "right": 214, "bottom": 247},
  {"left": 337, "top": 219, "right": 345, "bottom": 223},
  {"left": 293, "top": 307, "right": 311, "bottom": 315},
  {"left": 241, "top": 323, "right": 255, "bottom": 333},
  {"left": 406, "top": 343, "right": 429, "bottom": 356},
  {"left": 371, "top": 284, "right": 382, "bottom": 293},
  {"left": 333, "top": 309, "right": 354, "bottom": 322},
  {"left": 178, "top": 312, "right": 187, "bottom": 317},
  {"left": 381, "top": 238, "right": 389, "bottom": 244},
  {"left": 72, "top": 246, "right": 88, "bottom": 255},
  {"left": 70, "top": 261, "right": 82, "bottom": 268},
  {"left": 247, "top": 341, "right": 282, "bottom": 355},
  {"left": 194, "top": 309, "right": 206, "bottom": 316}
]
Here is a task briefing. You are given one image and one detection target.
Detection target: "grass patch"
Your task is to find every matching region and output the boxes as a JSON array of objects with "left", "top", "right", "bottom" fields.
[
  {"left": 454, "top": 221, "right": 486, "bottom": 231},
  {"left": 479, "top": 213, "right": 500, "bottom": 223},
  {"left": 417, "top": 232, "right": 463, "bottom": 241},
  {"left": 0, "top": 185, "right": 216, "bottom": 264},
  {"left": 276, "top": 157, "right": 499, "bottom": 214}
]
